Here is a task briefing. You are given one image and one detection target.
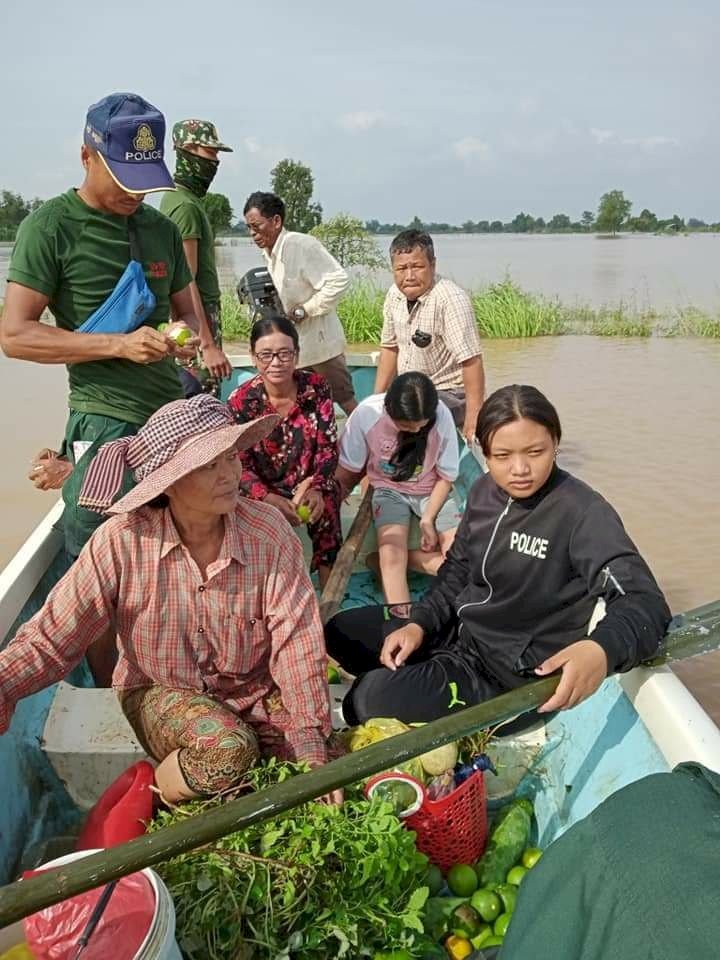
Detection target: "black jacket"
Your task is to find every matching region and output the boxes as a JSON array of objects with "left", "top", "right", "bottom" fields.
[{"left": 409, "top": 467, "right": 671, "bottom": 689}]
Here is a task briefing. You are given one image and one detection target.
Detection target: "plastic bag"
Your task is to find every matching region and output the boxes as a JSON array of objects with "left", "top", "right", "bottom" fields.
[
  {"left": 23, "top": 869, "right": 155, "bottom": 960},
  {"left": 344, "top": 718, "right": 425, "bottom": 782}
]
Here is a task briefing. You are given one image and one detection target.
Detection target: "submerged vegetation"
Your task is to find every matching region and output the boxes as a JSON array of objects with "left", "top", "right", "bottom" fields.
[{"left": 220, "top": 277, "right": 720, "bottom": 346}]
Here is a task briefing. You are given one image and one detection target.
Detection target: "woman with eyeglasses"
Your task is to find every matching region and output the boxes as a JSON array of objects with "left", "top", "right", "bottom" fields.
[{"left": 227, "top": 310, "right": 342, "bottom": 587}]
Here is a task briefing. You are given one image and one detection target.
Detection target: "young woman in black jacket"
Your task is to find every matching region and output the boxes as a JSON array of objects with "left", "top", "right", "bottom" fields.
[{"left": 325, "top": 384, "right": 671, "bottom": 724}]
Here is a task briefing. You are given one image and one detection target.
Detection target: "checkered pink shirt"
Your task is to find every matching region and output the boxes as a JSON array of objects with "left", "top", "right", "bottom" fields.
[{"left": 0, "top": 499, "right": 331, "bottom": 765}]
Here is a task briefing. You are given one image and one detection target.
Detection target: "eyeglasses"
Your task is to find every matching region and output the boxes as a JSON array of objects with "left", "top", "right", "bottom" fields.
[{"left": 254, "top": 349, "right": 296, "bottom": 365}]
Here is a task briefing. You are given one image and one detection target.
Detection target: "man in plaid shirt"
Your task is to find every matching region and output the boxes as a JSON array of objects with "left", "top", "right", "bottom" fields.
[{"left": 375, "top": 229, "right": 486, "bottom": 444}]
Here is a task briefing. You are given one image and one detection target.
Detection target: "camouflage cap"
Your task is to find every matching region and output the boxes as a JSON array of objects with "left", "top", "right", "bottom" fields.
[{"left": 172, "top": 119, "right": 233, "bottom": 152}]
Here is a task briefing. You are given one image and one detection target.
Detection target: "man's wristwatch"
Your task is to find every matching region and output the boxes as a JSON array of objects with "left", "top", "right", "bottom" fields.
[{"left": 292, "top": 306, "right": 306, "bottom": 322}]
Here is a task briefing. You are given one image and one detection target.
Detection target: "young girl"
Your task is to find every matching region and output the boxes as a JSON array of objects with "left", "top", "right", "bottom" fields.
[
  {"left": 327, "top": 384, "right": 671, "bottom": 726},
  {"left": 336, "top": 371, "right": 460, "bottom": 604}
]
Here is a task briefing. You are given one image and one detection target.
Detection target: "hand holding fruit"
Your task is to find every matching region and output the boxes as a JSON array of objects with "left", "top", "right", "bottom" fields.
[
  {"left": 158, "top": 322, "right": 200, "bottom": 361},
  {"left": 536, "top": 638, "right": 608, "bottom": 713},
  {"left": 292, "top": 478, "right": 324, "bottom": 524}
]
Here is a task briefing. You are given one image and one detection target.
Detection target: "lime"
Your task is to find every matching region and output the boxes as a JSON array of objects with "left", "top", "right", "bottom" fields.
[
  {"left": 446, "top": 863, "right": 478, "bottom": 898},
  {"left": 494, "top": 912, "right": 512, "bottom": 937},
  {"left": 484, "top": 935, "right": 505, "bottom": 947},
  {"left": 493, "top": 882, "right": 517, "bottom": 914},
  {"left": 522, "top": 846, "right": 543, "bottom": 869},
  {"left": 426, "top": 863, "right": 444, "bottom": 895},
  {"left": 470, "top": 924, "right": 492, "bottom": 949},
  {"left": 296, "top": 504, "right": 312, "bottom": 523},
  {"left": 451, "top": 903, "right": 482, "bottom": 938},
  {"left": 327, "top": 665, "right": 340, "bottom": 684},
  {"left": 469, "top": 888, "right": 502, "bottom": 923},
  {"left": 506, "top": 865, "right": 528, "bottom": 886}
]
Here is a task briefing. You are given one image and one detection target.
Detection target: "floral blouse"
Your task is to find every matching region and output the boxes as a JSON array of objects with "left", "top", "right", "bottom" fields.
[{"left": 227, "top": 370, "right": 339, "bottom": 499}]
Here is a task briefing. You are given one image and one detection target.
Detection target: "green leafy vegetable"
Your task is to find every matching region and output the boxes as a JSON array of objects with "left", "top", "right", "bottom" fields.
[{"left": 150, "top": 759, "right": 437, "bottom": 958}]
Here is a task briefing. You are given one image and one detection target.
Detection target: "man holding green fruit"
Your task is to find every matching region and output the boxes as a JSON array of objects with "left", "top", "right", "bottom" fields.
[{"left": 0, "top": 92, "right": 200, "bottom": 561}]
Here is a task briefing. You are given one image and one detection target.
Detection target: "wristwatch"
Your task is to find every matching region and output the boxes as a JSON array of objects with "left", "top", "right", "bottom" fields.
[{"left": 292, "top": 306, "right": 306, "bottom": 322}]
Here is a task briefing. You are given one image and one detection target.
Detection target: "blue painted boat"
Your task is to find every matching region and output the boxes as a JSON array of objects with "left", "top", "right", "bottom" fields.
[{"left": 1, "top": 352, "right": 719, "bottom": 892}]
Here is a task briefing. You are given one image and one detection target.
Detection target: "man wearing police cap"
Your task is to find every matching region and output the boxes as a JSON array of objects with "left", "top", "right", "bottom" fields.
[{"left": 0, "top": 92, "right": 200, "bottom": 560}]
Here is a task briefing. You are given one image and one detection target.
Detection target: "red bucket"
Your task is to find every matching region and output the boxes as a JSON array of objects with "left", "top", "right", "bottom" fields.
[{"left": 405, "top": 771, "right": 487, "bottom": 872}]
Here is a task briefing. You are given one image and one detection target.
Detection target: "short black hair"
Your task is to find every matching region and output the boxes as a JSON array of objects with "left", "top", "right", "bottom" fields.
[
  {"left": 243, "top": 191, "right": 285, "bottom": 222},
  {"left": 389, "top": 229, "right": 435, "bottom": 262},
  {"left": 476, "top": 384, "right": 562, "bottom": 456},
  {"left": 249, "top": 308, "right": 299, "bottom": 352}
]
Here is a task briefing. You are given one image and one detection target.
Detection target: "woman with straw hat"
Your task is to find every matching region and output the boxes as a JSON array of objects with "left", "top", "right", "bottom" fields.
[{"left": 0, "top": 395, "right": 340, "bottom": 803}]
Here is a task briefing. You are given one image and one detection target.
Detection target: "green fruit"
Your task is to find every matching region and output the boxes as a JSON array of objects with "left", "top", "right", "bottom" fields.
[
  {"left": 451, "top": 903, "right": 482, "bottom": 938},
  {"left": 522, "top": 846, "right": 543, "bottom": 869},
  {"left": 327, "top": 665, "right": 340, "bottom": 684},
  {"left": 426, "top": 864, "right": 444, "bottom": 895},
  {"left": 494, "top": 913, "right": 512, "bottom": 937},
  {"left": 158, "top": 323, "right": 192, "bottom": 346},
  {"left": 296, "top": 504, "right": 312, "bottom": 523},
  {"left": 484, "top": 935, "right": 505, "bottom": 947},
  {"left": 469, "top": 888, "right": 502, "bottom": 923},
  {"left": 506, "top": 865, "right": 528, "bottom": 886},
  {"left": 493, "top": 883, "right": 517, "bottom": 914},
  {"left": 373, "top": 952, "right": 413, "bottom": 960},
  {"left": 446, "top": 863, "right": 478, "bottom": 898},
  {"left": 470, "top": 924, "right": 492, "bottom": 949}
]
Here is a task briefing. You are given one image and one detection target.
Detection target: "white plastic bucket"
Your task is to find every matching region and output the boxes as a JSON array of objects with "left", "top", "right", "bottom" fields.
[{"left": 7, "top": 849, "right": 181, "bottom": 960}]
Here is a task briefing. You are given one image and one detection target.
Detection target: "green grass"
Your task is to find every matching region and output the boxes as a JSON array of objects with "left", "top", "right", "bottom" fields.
[
  {"left": 337, "top": 281, "right": 385, "bottom": 342},
  {"left": 472, "top": 278, "right": 567, "bottom": 337},
  {"left": 123, "top": 281, "right": 720, "bottom": 346}
]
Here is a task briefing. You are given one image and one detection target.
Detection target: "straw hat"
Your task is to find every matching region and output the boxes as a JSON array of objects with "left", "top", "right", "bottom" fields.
[{"left": 78, "top": 395, "right": 279, "bottom": 515}]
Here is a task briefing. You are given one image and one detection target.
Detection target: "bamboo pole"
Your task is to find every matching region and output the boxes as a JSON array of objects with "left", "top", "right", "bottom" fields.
[
  {"left": 319, "top": 485, "right": 373, "bottom": 626},
  {"left": 0, "top": 676, "right": 560, "bottom": 927}
]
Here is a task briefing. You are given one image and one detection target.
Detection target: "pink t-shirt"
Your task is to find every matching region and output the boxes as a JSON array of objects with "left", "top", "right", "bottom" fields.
[{"left": 339, "top": 393, "right": 459, "bottom": 495}]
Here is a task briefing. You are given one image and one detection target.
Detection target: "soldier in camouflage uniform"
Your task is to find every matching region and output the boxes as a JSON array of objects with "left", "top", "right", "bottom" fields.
[{"left": 160, "top": 120, "right": 233, "bottom": 397}]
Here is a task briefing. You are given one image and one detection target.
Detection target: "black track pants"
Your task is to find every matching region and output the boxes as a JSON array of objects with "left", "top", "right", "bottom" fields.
[{"left": 325, "top": 604, "right": 503, "bottom": 726}]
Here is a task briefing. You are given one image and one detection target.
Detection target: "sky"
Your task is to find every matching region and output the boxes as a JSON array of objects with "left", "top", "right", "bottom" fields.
[{"left": 2, "top": 0, "right": 718, "bottom": 225}]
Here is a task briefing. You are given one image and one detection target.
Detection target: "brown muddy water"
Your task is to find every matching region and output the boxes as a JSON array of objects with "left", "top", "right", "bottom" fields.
[{"left": 0, "top": 337, "right": 719, "bottom": 720}]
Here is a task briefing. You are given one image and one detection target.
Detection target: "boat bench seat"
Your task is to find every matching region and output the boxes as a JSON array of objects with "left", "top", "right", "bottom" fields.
[
  {"left": 42, "top": 680, "right": 352, "bottom": 811},
  {"left": 42, "top": 681, "right": 147, "bottom": 811}
]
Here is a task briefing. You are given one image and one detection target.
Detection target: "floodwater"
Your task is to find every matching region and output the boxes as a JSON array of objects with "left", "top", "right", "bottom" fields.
[
  {"left": 0, "top": 336, "right": 718, "bottom": 721},
  {"left": 3, "top": 232, "right": 720, "bottom": 311}
]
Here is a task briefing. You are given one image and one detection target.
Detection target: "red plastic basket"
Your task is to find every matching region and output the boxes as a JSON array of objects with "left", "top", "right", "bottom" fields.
[{"left": 405, "top": 771, "right": 487, "bottom": 873}]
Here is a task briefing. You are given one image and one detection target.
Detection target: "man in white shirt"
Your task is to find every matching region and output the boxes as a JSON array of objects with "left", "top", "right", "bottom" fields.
[{"left": 244, "top": 191, "right": 357, "bottom": 413}]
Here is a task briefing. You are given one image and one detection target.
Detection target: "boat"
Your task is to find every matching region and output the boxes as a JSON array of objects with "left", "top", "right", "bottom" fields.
[{"left": 0, "top": 350, "right": 719, "bottom": 911}]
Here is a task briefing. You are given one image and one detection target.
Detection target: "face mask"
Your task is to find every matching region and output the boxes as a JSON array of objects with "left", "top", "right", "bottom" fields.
[{"left": 174, "top": 148, "right": 219, "bottom": 197}]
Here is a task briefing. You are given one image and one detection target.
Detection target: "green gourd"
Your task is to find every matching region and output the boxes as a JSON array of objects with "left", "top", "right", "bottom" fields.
[{"left": 475, "top": 798, "right": 533, "bottom": 887}]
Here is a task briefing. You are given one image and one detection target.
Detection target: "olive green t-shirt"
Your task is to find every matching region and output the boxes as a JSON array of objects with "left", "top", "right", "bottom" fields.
[
  {"left": 7, "top": 188, "right": 192, "bottom": 425},
  {"left": 159, "top": 185, "right": 221, "bottom": 308}
]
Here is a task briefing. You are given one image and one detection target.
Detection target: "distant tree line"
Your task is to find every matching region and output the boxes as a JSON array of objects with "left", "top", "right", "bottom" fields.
[
  {"left": 3, "top": 179, "right": 719, "bottom": 244},
  {"left": 365, "top": 191, "right": 720, "bottom": 236},
  {"left": 0, "top": 190, "right": 43, "bottom": 241}
]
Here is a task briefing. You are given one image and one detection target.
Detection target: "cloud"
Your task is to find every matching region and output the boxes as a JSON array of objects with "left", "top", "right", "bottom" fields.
[
  {"left": 621, "top": 135, "right": 679, "bottom": 150},
  {"left": 590, "top": 129, "right": 678, "bottom": 150},
  {"left": 452, "top": 136, "right": 490, "bottom": 161},
  {"left": 339, "top": 110, "right": 385, "bottom": 133}
]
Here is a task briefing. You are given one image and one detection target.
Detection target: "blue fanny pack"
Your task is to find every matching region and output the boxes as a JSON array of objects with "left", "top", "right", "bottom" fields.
[{"left": 76, "top": 220, "right": 156, "bottom": 335}]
